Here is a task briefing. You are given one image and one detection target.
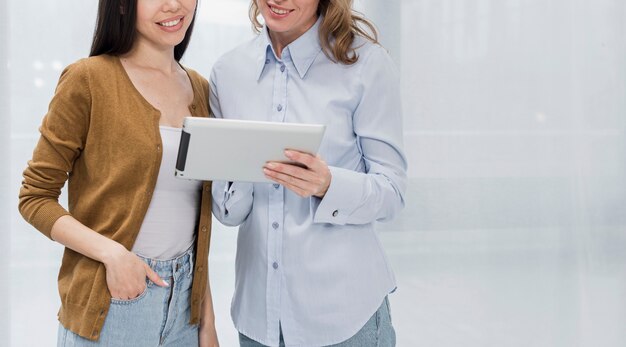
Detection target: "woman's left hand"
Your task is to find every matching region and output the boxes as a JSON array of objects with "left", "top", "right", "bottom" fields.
[{"left": 263, "top": 150, "right": 332, "bottom": 198}]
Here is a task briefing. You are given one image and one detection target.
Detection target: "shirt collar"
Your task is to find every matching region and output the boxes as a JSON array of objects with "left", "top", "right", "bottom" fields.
[{"left": 255, "top": 16, "right": 323, "bottom": 80}]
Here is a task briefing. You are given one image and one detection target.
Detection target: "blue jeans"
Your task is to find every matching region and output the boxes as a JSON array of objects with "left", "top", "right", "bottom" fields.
[
  {"left": 57, "top": 247, "right": 197, "bottom": 346},
  {"left": 239, "top": 296, "right": 396, "bottom": 347}
]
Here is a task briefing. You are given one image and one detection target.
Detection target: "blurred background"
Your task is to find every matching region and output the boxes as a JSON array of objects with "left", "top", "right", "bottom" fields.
[{"left": 2, "top": 0, "right": 625, "bottom": 346}]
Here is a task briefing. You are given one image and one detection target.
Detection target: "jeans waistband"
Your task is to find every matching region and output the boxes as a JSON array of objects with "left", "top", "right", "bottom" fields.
[{"left": 136, "top": 245, "right": 194, "bottom": 278}]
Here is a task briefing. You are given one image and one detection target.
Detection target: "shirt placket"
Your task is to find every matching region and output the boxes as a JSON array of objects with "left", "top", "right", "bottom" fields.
[{"left": 266, "top": 53, "right": 289, "bottom": 343}]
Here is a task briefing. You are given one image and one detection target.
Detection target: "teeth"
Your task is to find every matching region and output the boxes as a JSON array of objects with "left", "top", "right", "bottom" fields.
[
  {"left": 159, "top": 19, "right": 181, "bottom": 27},
  {"left": 270, "top": 6, "right": 289, "bottom": 15}
]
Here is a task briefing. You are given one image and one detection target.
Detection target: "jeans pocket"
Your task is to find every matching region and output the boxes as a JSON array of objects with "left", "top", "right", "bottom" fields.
[{"left": 110, "top": 279, "right": 150, "bottom": 305}]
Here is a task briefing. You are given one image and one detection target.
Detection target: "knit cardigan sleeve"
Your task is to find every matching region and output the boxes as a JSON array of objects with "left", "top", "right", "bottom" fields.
[{"left": 18, "top": 59, "right": 92, "bottom": 239}]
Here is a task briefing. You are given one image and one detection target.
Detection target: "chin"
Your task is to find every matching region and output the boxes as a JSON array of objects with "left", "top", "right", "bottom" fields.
[{"left": 266, "top": 21, "right": 292, "bottom": 34}]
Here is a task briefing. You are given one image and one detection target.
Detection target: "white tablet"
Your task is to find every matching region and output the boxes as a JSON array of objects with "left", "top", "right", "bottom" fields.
[{"left": 175, "top": 117, "right": 326, "bottom": 183}]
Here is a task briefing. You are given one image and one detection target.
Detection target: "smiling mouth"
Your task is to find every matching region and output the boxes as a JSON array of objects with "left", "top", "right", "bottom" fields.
[
  {"left": 270, "top": 6, "right": 292, "bottom": 15},
  {"left": 158, "top": 18, "right": 182, "bottom": 27}
]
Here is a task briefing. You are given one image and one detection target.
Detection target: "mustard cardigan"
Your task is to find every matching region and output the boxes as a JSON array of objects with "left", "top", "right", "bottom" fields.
[{"left": 18, "top": 54, "right": 212, "bottom": 341}]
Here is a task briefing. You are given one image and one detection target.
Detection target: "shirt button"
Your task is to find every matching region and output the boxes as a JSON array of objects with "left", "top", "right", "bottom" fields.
[
  {"left": 191, "top": 104, "right": 196, "bottom": 110},
  {"left": 277, "top": 104, "right": 283, "bottom": 112},
  {"left": 201, "top": 226, "right": 207, "bottom": 232},
  {"left": 332, "top": 210, "right": 339, "bottom": 217},
  {"left": 280, "top": 65, "right": 285, "bottom": 72},
  {"left": 265, "top": 59, "right": 270, "bottom": 64},
  {"left": 272, "top": 262, "right": 279, "bottom": 269},
  {"left": 272, "top": 222, "right": 279, "bottom": 229},
  {"left": 273, "top": 184, "right": 280, "bottom": 189}
]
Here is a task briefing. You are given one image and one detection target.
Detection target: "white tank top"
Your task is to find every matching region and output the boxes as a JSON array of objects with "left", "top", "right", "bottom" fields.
[{"left": 132, "top": 126, "right": 202, "bottom": 259}]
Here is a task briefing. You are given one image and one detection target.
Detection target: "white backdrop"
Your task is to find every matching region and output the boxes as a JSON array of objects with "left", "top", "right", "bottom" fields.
[
  {"left": 1, "top": 0, "right": 11, "bottom": 345},
  {"left": 2, "top": 0, "right": 626, "bottom": 346}
]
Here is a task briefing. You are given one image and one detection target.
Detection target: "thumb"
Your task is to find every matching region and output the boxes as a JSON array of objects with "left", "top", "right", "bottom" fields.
[{"left": 144, "top": 263, "right": 169, "bottom": 287}]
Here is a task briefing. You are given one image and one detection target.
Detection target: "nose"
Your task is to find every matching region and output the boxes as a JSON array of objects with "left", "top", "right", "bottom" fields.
[{"left": 163, "top": 0, "right": 182, "bottom": 12}]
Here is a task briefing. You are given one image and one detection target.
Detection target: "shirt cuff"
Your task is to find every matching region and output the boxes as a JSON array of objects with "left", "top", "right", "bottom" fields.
[{"left": 312, "top": 166, "right": 367, "bottom": 225}]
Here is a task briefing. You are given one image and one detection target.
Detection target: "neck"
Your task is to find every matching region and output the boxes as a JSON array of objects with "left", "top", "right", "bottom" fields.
[
  {"left": 121, "top": 40, "right": 179, "bottom": 74},
  {"left": 269, "top": 15, "right": 319, "bottom": 58},
  {"left": 269, "top": 36, "right": 284, "bottom": 58}
]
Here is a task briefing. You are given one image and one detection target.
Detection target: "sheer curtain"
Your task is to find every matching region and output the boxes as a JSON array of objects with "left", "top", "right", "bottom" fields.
[{"left": 4, "top": 1, "right": 626, "bottom": 346}]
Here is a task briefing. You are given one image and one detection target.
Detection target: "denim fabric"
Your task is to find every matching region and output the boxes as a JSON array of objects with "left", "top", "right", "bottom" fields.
[
  {"left": 57, "top": 247, "right": 197, "bottom": 346},
  {"left": 239, "top": 297, "right": 396, "bottom": 347}
]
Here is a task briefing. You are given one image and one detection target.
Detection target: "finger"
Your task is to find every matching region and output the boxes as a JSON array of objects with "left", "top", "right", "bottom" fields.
[
  {"left": 264, "top": 171, "right": 311, "bottom": 197},
  {"left": 263, "top": 167, "right": 309, "bottom": 190},
  {"left": 144, "top": 263, "right": 169, "bottom": 287},
  {"left": 265, "top": 164, "right": 326, "bottom": 194},
  {"left": 283, "top": 152, "right": 329, "bottom": 180},
  {"left": 265, "top": 162, "right": 317, "bottom": 183},
  {"left": 284, "top": 150, "right": 320, "bottom": 169},
  {"left": 110, "top": 290, "right": 121, "bottom": 299}
]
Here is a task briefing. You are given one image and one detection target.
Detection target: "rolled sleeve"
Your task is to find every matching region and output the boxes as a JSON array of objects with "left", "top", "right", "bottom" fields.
[{"left": 211, "top": 181, "right": 254, "bottom": 226}]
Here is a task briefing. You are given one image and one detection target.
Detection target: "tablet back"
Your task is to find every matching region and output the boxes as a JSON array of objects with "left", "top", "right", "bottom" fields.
[{"left": 175, "top": 117, "right": 326, "bottom": 183}]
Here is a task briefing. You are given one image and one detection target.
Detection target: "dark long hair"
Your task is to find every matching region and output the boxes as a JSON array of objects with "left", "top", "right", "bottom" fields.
[{"left": 90, "top": 0, "right": 196, "bottom": 61}]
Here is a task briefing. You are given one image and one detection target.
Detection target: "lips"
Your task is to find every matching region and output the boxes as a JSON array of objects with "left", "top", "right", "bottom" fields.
[{"left": 269, "top": 4, "right": 293, "bottom": 16}]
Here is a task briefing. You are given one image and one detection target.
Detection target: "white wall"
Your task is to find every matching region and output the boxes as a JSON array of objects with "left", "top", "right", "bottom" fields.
[
  {"left": 390, "top": 0, "right": 626, "bottom": 231},
  {"left": 1, "top": 0, "right": 11, "bottom": 344},
  {"left": 390, "top": 2, "right": 626, "bottom": 345}
]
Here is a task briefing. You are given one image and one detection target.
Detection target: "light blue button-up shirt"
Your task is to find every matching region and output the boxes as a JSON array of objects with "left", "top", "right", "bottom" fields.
[{"left": 210, "top": 18, "right": 407, "bottom": 347}]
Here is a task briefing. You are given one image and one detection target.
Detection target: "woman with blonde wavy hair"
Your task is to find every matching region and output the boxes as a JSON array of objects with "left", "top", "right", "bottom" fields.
[{"left": 211, "top": 0, "right": 406, "bottom": 346}]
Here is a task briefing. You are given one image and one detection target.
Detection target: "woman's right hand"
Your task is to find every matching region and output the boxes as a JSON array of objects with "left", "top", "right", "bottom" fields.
[
  {"left": 46, "top": 216, "right": 169, "bottom": 300},
  {"left": 103, "top": 246, "right": 169, "bottom": 300}
]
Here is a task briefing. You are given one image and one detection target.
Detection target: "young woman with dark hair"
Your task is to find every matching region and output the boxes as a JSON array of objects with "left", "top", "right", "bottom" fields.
[
  {"left": 211, "top": 0, "right": 406, "bottom": 346},
  {"left": 18, "top": 0, "right": 218, "bottom": 346}
]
